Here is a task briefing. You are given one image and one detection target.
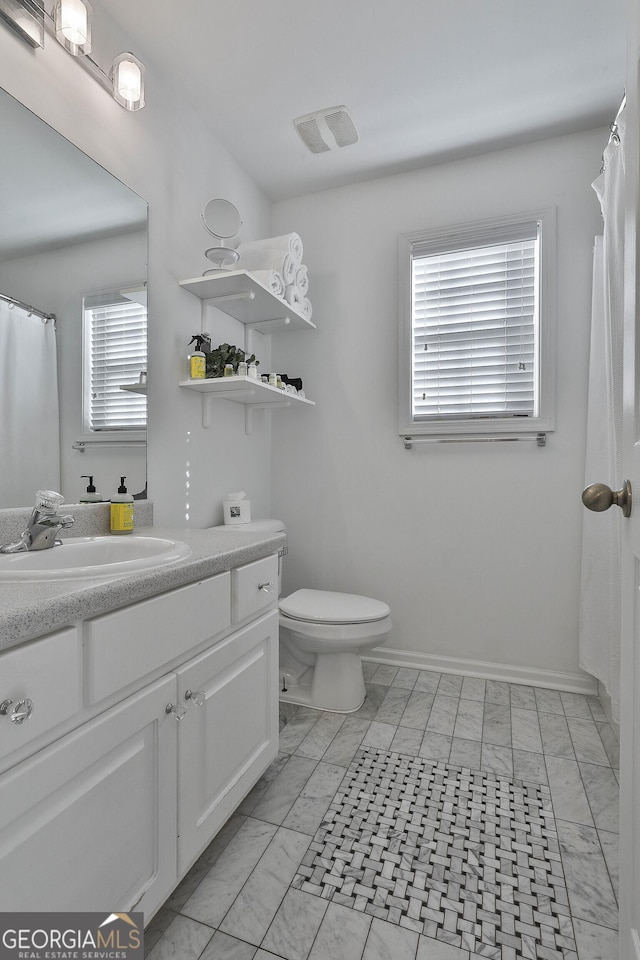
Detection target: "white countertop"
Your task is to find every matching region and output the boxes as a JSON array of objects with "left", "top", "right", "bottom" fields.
[{"left": 0, "top": 526, "right": 286, "bottom": 650}]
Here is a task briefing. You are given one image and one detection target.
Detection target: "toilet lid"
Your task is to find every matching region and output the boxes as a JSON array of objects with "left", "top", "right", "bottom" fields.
[{"left": 280, "top": 589, "right": 390, "bottom": 624}]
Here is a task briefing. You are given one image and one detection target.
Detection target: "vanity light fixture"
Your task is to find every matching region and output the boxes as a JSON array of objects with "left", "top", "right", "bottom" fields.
[
  {"left": 52, "top": 0, "right": 91, "bottom": 56},
  {"left": 47, "top": 0, "right": 145, "bottom": 110},
  {"left": 110, "top": 52, "right": 145, "bottom": 111}
]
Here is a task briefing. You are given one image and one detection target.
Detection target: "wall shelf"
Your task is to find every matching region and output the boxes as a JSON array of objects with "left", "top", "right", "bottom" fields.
[
  {"left": 179, "top": 376, "right": 315, "bottom": 431},
  {"left": 179, "top": 270, "right": 315, "bottom": 331},
  {"left": 120, "top": 383, "right": 147, "bottom": 394}
]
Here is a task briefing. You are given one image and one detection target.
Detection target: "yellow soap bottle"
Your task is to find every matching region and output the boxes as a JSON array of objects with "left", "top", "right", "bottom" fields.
[{"left": 110, "top": 476, "right": 134, "bottom": 534}]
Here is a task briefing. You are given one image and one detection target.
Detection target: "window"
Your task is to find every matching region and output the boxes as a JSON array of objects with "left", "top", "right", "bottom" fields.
[
  {"left": 398, "top": 210, "right": 555, "bottom": 438},
  {"left": 83, "top": 288, "right": 147, "bottom": 434}
]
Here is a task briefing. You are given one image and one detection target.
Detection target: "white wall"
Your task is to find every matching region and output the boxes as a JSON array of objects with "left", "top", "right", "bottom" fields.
[
  {"left": 0, "top": 9, "right": 273, "bottom": 526},
  {"left": 271, "top": 129, "right": 605, "bottom": 684}
]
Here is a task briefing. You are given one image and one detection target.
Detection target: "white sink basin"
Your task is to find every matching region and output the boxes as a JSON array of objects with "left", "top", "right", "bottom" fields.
[{"left": 0, "top": 535, "right": 191, "bottom": 581}]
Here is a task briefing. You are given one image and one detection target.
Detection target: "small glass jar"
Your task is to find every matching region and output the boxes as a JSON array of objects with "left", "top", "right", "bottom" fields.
[
  {"left": 248, "top": 362, "right": 258, "bottom": 379},
  {"left": 224, "top": 363, "right": 234, "bottom": 377},
  {"left": 237, "top": 361, "right": 248, "bottom": 377},
  {"left": 268, "top": 372, "right": 277, "bottom": 386}
]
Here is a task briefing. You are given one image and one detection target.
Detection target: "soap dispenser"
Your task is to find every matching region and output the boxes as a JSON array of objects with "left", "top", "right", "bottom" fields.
[
  {"left": 188, "top": 334, "right": 209, "bottom": 379},
  {"left": 110, "top": 477, "right": 135, "bottom": 534},
  {"left": 79, "top": 476, "right": 103, "bottom": 503}
]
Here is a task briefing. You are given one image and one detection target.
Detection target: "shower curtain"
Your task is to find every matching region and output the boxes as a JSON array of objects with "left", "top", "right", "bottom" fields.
[
  {"left": 579, "top": 105, "right": 625, "bottom": 722},
  {"left": 0, "top": 301, "right": 60, "bottom": 507}
]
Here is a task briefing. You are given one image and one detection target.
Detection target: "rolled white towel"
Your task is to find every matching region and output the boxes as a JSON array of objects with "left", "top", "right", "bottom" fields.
[
  {"left": 237, "top": 232, "right": 303, "bottom": 265},
  {"left": 284, "top": 286, "right": 313, "bottom": 321},
  {"left": 284, "top": 284, "right": 302, "bottom": 309},
  {"left": 237, "top": 246, "right": 297, "bottom": 285},
  {"left": 296, "top": 264, "right": 309, "bottom": 296},
  {"left": 250, "top": 232, "right": 301, "bottom": 265},
  {"left": 249, "top": 269, "right": 285, "bottom": 298}
]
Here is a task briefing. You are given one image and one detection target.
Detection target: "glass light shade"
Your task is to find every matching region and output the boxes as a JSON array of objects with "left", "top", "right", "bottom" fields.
[
  {"left": 53, "top": 0, "right": 92, "bottom": 56},
  {"left": 111, "top": 53, "right": 145, "bottom": 111}
]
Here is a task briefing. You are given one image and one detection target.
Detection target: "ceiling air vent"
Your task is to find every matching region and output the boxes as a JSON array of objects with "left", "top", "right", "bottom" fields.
[{"left": 293, "top": 105, "right": 359, "bottom": 154}]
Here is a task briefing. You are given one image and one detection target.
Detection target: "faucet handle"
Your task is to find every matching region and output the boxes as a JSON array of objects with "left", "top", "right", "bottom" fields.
[{"left": 35, "top": 490, "right": 65, "bottom": 513}]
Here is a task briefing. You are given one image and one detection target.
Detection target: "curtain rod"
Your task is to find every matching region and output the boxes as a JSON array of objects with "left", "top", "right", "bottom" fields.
[{"left": 0, "top": 291, "right": 56, "bottom": 325}]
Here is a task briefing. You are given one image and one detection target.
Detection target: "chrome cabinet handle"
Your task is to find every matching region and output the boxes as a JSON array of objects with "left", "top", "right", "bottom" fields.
[
  {"left": 0, "top": 698, "right": 34, "bottom": 725},
  {"left": 258, "top": 581, "right": 273, "bottom": 593},
  {"left": 165, "top": 702, "right": 186, "bottom": 721},
  {"left": 582, "top": 480, "right": 632, "bottom": 518},
  {"left": 185, "top": 689, "right": 206, "bottom": 706}
]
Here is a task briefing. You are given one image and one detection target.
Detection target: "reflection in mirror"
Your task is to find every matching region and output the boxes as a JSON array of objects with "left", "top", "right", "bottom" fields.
[{"left": 0, "top": 87, "right": 148, "bottom": 508}]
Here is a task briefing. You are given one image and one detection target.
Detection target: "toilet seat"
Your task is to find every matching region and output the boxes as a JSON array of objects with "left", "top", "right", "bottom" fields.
[{"left": 279, "top": 588, "right": 390, "bottom": 625}]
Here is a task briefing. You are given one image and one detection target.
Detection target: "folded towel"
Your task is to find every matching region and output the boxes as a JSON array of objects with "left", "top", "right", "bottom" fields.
[
  {"left": 237, "top": 233, "right": 303, "bottom": 278},
  {"left": 283, "top": 286, "right": 313, "bottom": 321},
  {"left": 249, "top": 269, "right": 285, "bottom": 297},
  {"left": 300, "top": 297, "right": 313, "bottom": 320},
  {"left": 284, "top": 284, "right": 302, "bottom": 309},
  {"left": 237, "top": 247, "right": 296, "bottom": 285},
  {"left": 238, "top": 232, "right": 302, "bottom": 265},
  {"left": 296, "top": 264, "right": 309, "bottom": 296}
]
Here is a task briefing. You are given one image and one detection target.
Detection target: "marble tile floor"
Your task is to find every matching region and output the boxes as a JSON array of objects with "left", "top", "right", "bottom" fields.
[{"left": 144, "top": 665, "right": 620, "bottom": 960}]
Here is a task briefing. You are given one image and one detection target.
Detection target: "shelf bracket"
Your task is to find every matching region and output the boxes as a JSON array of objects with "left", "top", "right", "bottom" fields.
[
  {"left": 245, "top": 317, "right": 292, "bottom": 332},
  {"left": 244, "top": 400, "right": 291, "bottom": 434},
  {"left": 206, "top": 290, "right": 256, "bottom": 305}
]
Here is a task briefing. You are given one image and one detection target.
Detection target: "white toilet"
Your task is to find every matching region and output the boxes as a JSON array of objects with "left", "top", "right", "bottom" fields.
[{"left": 219, "top": 520, "right": 392, "bottom": 712}]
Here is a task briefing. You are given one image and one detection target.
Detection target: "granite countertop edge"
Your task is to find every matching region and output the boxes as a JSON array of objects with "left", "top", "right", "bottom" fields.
[{"left": 0, "top": 526, "right": 286, "bottom": 650}]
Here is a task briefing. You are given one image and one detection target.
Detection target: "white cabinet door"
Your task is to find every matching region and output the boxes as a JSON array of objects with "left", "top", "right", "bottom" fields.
[
  {"left": 176, "top": 609, "right": 279, "bottom": 873},
  {"left": 0, "top": 674, "right": 177, "bottom": 919}
]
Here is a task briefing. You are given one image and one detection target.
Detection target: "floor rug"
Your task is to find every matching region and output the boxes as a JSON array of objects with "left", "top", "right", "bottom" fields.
[{"left": 293, "top": 747, "right": 577, "bottom": 959}]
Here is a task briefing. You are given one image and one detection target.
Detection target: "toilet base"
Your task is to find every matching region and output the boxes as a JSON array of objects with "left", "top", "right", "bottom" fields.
[{"left": 278, "top": 651, "right": 367, "bottom": 713}]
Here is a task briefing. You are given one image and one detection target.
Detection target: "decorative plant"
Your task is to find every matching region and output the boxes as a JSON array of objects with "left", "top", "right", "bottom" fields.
[{"left": 205, "top": 342, "right": 259, "bottom": 378}]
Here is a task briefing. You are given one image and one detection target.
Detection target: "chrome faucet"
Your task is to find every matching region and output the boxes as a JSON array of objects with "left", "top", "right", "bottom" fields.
[{"left": 0, "top": 490, "right": 75, "bottom": 554}]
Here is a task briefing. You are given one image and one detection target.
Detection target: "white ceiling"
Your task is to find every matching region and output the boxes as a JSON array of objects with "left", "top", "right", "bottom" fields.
[{"left": 107, "top": 0, "right": 627, "bottom": 201}]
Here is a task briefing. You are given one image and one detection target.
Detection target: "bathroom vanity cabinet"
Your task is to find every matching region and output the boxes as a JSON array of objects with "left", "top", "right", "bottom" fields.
[{"left": 0, "top": 552, "right": 279, "bottom": 920}]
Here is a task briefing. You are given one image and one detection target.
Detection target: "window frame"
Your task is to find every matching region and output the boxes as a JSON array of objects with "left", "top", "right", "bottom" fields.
[
  {"left": 398, "top": 208, "right": 556, "bottom": 439},
  {"left": 81, "top": 285, "right": 147, "bottom": 440}
]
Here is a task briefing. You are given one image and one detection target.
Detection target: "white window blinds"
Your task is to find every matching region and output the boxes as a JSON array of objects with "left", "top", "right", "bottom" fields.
[
  {"left": 84, "top": 292, "right": 147, "bottom": 431},
  {"left": 410, "top": 222, "right": 540, "bottom": 422}
]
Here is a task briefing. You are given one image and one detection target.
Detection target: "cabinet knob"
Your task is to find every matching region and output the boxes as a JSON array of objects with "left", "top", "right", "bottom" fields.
[
  {"left": 0, "top": 698, "right": 34, "bottom": 725},
  {"left": 185, "top": 689, "right": 206, "bottom": 706},
  {"left": 258, "top": 581, "right": 273, "bottom": 593},
  {"left": 165, "top": 702, "right": 186, "bottom": 721}
]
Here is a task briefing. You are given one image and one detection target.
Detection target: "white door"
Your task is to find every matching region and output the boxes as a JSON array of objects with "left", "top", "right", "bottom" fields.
[
  {"left": 176, "top": 609, "right": 279, "bottom": 875},
  {"left": 619, "top": 3, "right": 640, "bottom": 956},
  {"left": 0, "top": 674, "right": 178, "bottom": 919}
]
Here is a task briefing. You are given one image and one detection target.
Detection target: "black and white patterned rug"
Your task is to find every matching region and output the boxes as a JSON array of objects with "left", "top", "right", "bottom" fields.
[{"left": 293, "top": 748, "right": 577, "bottom": 959}]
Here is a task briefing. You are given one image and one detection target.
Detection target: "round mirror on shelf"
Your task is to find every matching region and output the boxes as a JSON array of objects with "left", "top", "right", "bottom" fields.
[{"left": 201, "top": 198, "right": 242, "bottom": 273}]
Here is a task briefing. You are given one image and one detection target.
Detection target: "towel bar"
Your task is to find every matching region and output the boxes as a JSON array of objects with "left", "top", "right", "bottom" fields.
[{"left": 403, "top": 433, "right": 546, "bottom": 449}]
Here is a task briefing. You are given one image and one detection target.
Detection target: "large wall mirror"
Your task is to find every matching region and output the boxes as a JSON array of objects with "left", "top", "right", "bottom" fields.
[{"left": 0, "top": 87, "right": 148, "bottom": 509}]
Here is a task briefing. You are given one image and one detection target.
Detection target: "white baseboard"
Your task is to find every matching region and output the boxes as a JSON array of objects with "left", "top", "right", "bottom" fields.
[
  {"left": 595, "top": 681, "right": 620, "bottom": 738},
  {"left": 363, "top": 646, "right": 598, "bottom": 695}
]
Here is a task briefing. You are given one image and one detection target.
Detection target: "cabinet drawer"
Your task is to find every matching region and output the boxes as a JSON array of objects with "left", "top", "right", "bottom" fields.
[
  {"left": 0, "top": 627, "right": 82, "bottom": 766},
  {"left": 231, "top": 554, "right": 279, "bottom": 623},
  {"left": 85, "top": 572, "right": 231, "bottom": 704}
]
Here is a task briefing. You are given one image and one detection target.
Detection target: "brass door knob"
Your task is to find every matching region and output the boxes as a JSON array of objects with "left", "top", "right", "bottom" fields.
[{"left": 582, "top": 480, "right": 632, "bottom": 518}]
